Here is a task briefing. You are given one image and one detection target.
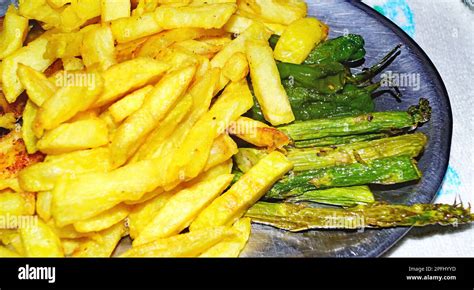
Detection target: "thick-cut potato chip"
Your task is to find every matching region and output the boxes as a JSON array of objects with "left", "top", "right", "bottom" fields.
[
  {"left": 108, "top": 85, "right": 153, "bottom": 123},
  {"left": 1, "top": 36, "right": 56, "bottom": 103},
  {"left": 134, "top": 174, "right": 233, "bottom": 245},
  {"left": 190, "top": 151, "right": 292, "bottom": 230},
  {"left": 204, "top": 134, "right": 238, "bottom": 171},
  {"left": 165, "top": 80, "right": 253, "bottom": 184},
  {"left": 52, "top": 158, "right": 165, "bottom": 226},
  {"left": 36, "top": 118, "right": 109, "bottom": 155},
  {"left": 200, "top": 217, "right": 251, "bottom": 257},
  {"left": 122, "top": 226, "right": 234, "bottom": 257},
  {"left": 0, "top": 190, "right": 35, "bottom": 216},
  {"left": 228, "top": 117, "right": 290, "bottom": 149},
  {"left": 111, "top": 11, "right": 162, "bottom": 43},
  {"left": 101, "top": 0, "right": 131, "bottom": 23},
  {"left": 111, "top": 65, "right": 196, "bottom": 167},
  {"left": 21, "top": 100, "right": 39, "bottom": 154},
  {"left": 81, "top": 25, "right": 117, "bottom": 71},
  {"left": 222, "top": 52, "right": 249, "bottom": 82},
  {"left": 72, "top": 221, "right": 125, "bottom": 257},
  {"left": 238, "top": 0, "right": 307, "bottom": 25},
  {"left": 0, "top": 6, "right": 29, "bottom": 60},
  {"left": 93, "top": 57, "right": 169, "bottom": 107},
  {"left": 35, "top": 72, "right": 103, "bottom": 135},
  {"left": 17, "top": 64, "right": 56, "bottom": 107},
  {"left": 73, "top": 204, "right": 130, "bottom": 233},
  {"left": 19, "top": 147, "right": 111, "bottom": 192},
  {"left": 274, "top": 17, "right": 328, "bottom": 64},
  {"left": 19, "top": 218, "right": 64, "bottom": 257},
  {"left": 246, "top": 40, "right": 295, "bottom": 126},
  {"left": 154, "top": 4, "right": 236, "bottom": 30},
  {"left": 36, "top": 191, "right": 53, "bottom": 222},
  {"left": 18, "top": 0, "right": 61, "bottom": 28}
]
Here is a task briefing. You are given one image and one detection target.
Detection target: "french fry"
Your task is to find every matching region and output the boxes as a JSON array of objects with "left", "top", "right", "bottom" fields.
[
  {"left": 200, "top": 217, "right": 251, "bottom": 257},
  {"left": 81, "top": 24, "right": 117, "bottom": 71},
  {"left": 204, "top": 134, "right": 238, "bottom": 171},
  {"left": 22, "top": 100, "right": 39, "bottom": 154},
  {"left": 51, "top": 158, "right": 165, "bottom": 226},
  {"left": 122, "top": 226, "right": 234, "bottom": 257},
  {"left": 35, "top": 71, "right": 103, "bottom": 135},
  {"left": 274, "top": 17, "right": 328, "bottom": 64},
  {"left": 93, "top": 57, "right": 169, "bottom": 107},
  {"left": 133, "top": 0, "right": 160, "bottom": 15},
  {"left": 17, "top": 64, "right": 56, "bottom": 106},
  {"left": 134, "top": 174, "right": 234, "bottom": 245},
  {"left": 222, "top": 52, "right": 249, "bottom": 82},
  {"left": 47, "top": 220, "right": 93, "bottom": 239},
  {"left": 45, "top": 32, "right": 84, "bottom": 60},
  {"left": 0, "top": 178, "right": 21, "bottom": 192},
  {"left": 59, "top": 0, "right": 102, "bottom": 32},
  {"left": 36, "top": 118, "right": 109, "bottom": 155},
  {"left": 237, "top": 0, "right": 307, "bottom": 25},
  {"left": 0, "top": 245, "right": 20, "bottom": 257},
  {"left": 19, "top": 219, "right": 64, "bottom": 257},
  {"left": 36, "top": 191, "right": 53, "bottom": 222},
  {"left": 0, "top": 229, "right": 25, "bottom": 255},
  {"left": 228, "top": 117, "right": 290, "bottom": 149},
  {"left": 111, "top": 65, "right": 196, "bottom": 167},
  {"left": 61, "top": 238, "right": 84, "bottom": 256},
  {"left": 73, "top": 204, "right": 130, "bottom": 233},
  {"left": 173, "top": 39, "right": 222, "bottom": 58},
  {"left": 0, "top": 113, "right": 16, "bottom": 130},
  {"left": 1, "top": 36, "right": 56, "bottom": 103},
  {"left": 224, "top": 14, "right": 286, "bottom": 35},
  {"left": 47, "top": 0, "right": 71, "bottom": 9},
  {"left": 62, "top": 57, "right": 85, "bottom": 71},
  {"left": 115, "top": 36, "right": 150, "bottom": 62},
  {"left": 18, "top": 0, "right": 61, "bottom": 29},
  {"left": 165, "top": 80, "right": 253, "bottom": 184},
  {"left": 108, "top": 85, "right": 153, "bottom": 123},
  {"left": 18, "top": 147, "right": 112, "bottom": 192},
  {"left": 0, "top": 6, "right": 29, "bottom": 60},
  {"left": 190, "top": 151, "right": 292, "bottom": 230},
  {"left": 191, "top": 0, "right": 235, "bottom": 4},
  {"left": 246, "top": 40, "right": 295, "bottom": 126},
  {"left": 132, "top": 92, "right": 193, "bottom": 162},
  {"left": 154, "top": 4, "right": 236, "bottom": 30},
  {"left": 101, "top": 0, "right": 131, "bottom": 22},
  {"left": 72, "top": 221, "right": 126, "bottom": 257},
  {"left": 111, "top": 11, "right": 162, "bottom": 43},
  {"left": 199, "top": 35, "right": 232, "bottom": 49},
  {"left": 0, "top": 190, "right": 35, "bottom": 216}
]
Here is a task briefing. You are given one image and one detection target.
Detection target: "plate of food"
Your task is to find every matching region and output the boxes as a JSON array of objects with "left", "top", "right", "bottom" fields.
[{"left": 0, "top": 0, "right": 471, "bottom": 258}]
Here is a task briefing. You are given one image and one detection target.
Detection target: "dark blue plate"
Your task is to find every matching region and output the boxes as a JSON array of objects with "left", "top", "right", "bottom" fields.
[{"left": 0, "top": 0, "right": 452, "bottom": 257}]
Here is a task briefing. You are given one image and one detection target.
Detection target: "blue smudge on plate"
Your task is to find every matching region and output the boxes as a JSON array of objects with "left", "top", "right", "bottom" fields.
[
  {"left": 437, "top": 165, "right": 461, "bottom": 196},
  {"left": 373, "top": 0, "right": 416, "bottom": 38}
]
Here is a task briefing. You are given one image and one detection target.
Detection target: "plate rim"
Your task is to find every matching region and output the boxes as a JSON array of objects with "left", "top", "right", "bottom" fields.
[{"left": 349, "top": 1, "right": 453, "bottom": 257}]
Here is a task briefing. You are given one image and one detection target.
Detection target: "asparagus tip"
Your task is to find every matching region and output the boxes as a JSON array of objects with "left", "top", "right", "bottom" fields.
[{"left": 408, "top": 98, "right": 431, "bottom": 124}]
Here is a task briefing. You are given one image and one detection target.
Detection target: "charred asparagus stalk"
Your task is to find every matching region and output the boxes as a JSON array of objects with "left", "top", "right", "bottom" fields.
[
  {"left": 245, "top": 202, "right": 474, "bottom": 231},
  {"left": 266, "top": 155, "right": 421, "bottom": 199},
  {"left": 279, "top": 98, "right": 431, "bottom": 142},
  {"left": 288, "top": 133, "right": 427, "bottom": 171},
  {"left": 293, "top": 133, "right": 388, "bottom": 148},
  {"left": 268, "top": 185, "right": 375, "bottom": 207}
]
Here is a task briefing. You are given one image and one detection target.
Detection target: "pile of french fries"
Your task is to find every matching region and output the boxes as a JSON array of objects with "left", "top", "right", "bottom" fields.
[{"left": 0, "top": 0, "right": 327, "bottom": 257}]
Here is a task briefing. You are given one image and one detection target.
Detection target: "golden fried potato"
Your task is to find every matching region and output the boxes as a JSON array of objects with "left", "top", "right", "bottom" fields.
[
  {"left": 237, "top": 0, "right": 307, "bottom": 25},
  {"left": 18, "top": 0, "right": 61, "bottom": 28},
  {"left": 108, "top": 85, "right": 153, "bottom": 123},
  {"left": 228, "top": 116, "right": 290, "bottom": 149},
  {"left": 191, "top": 0, "right": 235, "bottom": 4},
  {"left": 200, "top": 217, "right": 251, "bottom": 257},
  {"left": 72, "top": 221, "right": 126, "bottom": 257},
  {"left": 0, "top": 6, "right": 29, "bottom": 60},
  {"left": 21, "top": 100, "right": 39, "bottom": 154},
  {"left": 1, "top": 36, "right": 56, "bottom": 103},
  {"left": 62, "top": 57, "right": 85, "bottom": 71},
  {"left": 173, "top": 39, "right": 222, "bottom": 58},
  {"left": 45, "top": 32, "right": 83, "bottom": 60},
  {"left": 246, "top": 40, "right": 294, "bottom": 126},
  {"left": 93, "top": 57, "right": 169, "bottom": 107},
  {"left": 204, "top": 134, "right": 238, "bottom": 171},
  {"left": 59, "top": 0, "right": 102, "bottom": 32},
  {"left": 190, "top": 151, "right": 292, "bottom": 230},
  {"left": 111, "top": 65, "right": 196, "bottom": 167},
  {"left": 36, "top": 118, "right": 109, "bottom": 155},
  {"left": 274, "top": 17, "right": 328, "bottom": 64},
  {"left": 73, "top": 204, "right": 130, "bottom": 233},
  {"left": 224, "top": 14, "right": 286, "bottom": 35},
  {"left": 17, "top": 64, "right": 56, "bottom": 106},
  {"left": 19, "top": 218, "right": 64, "bottom": 257},
  {"left": 36, "top": 191, "right": 53, "bottom": 222},
  {"left": 0, "top": 229, "right": 25, "bottom": 255},
  {"left": 0, "top": 245, "right": 20, "bottom": 257},
  {"left": 101, "top": 0, "right": 131, "bottom": 22},
  {"left": 0, "top": 112, "right": 16, "bottom": 130},
  {"left": 0, "top": 178, "right": 21, "bottom": 192},
  {"left": 222, "top": 52, "right": 249, "bottom": 82},
  {"left": 18, "top": 147, "right": 112, "bottom": 192},
  {"left": 81, "top": 24, "right": 117, "bottom": 71},
  {"left": 111, "top": 11, "right": 162, "bottom": 43},
  {"left": 122, "top": 226, "right": 234, "bottom": 257},
  {"left": 154, "top": 3, "right": 236, "bottom": 29},
  {"left": 133, "top": 174, "right": 233, "bottom": 245},
  {"left": 47, "top": 0, "right": 71, "bottom": 9},
  {"left": 0, "top": 190, "right": 35, "bottom": 216}
]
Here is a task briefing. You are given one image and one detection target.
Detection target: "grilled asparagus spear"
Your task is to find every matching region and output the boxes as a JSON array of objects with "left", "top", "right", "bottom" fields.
[
  {"left": 279, "top": 98, "right": 431, "bottom": 142},
  {"left": 293, "top": 133, "right": 388, "bottom": 148},
  {"left": 246, "top": 202, "right": 474, "bottom": 231}
]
